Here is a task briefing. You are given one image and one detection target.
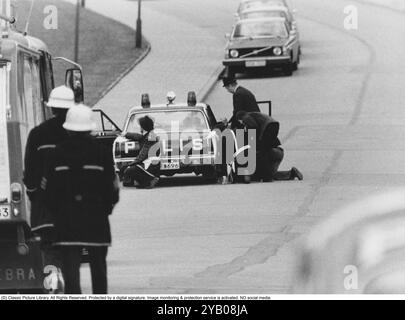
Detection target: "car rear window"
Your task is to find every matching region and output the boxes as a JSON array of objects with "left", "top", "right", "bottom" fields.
[
  {"left": 126, "top": 110, "right": 209, "bottom": 133},
  {"left": 241, "top": 11, "right": 287, "bottom": 20},
  {"left": 233, "top": 20, "right": 288, "bottom": 38},
  {"left": 240, "top": 0, "right": 288, "bottom": 12}
]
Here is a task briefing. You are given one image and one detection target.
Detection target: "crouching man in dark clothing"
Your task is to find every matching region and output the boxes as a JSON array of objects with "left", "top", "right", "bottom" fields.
[
  {"left": 121, "top": 116, "right": 160, "bottom": 189},
  {"left": 236, "top": 111, "right": 303, "bottom": 182},
  {"left": 43, "top": 104, "right": 120, "bottom": 294}
]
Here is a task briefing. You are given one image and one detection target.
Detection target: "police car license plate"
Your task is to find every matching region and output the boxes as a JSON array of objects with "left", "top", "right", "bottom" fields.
[
  {"left": 0, "top": 205, "right": 11, "bottom": 220},
  {"left": 246, "top": 60, "right": 266, "bottom": 67},
  {"left": 161, "top": 161, "right": 180, "bottom": 170}
]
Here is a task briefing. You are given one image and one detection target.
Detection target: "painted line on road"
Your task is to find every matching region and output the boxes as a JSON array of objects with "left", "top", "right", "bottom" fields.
[
  {"left": 287, "top": 150, "right": 343, "bottom": 224},
  {"left": 281, "top": 126, "right": 302, "bottom": 144}
]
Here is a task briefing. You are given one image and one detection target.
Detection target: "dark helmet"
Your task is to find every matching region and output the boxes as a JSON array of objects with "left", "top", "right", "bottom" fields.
[{"left": 138, "top": 116, "right": 154, "bottom": 132}]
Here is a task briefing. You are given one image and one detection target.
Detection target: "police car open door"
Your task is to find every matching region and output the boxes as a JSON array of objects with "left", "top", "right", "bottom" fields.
[{"left": 92, "top": 109, "right": 122, "bottom": 149}]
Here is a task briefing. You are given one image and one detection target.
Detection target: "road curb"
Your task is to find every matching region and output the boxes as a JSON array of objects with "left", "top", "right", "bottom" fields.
[
  {"left": 94, "top": 42, "right": 152, "bottom": 106},
  {"left": 197, "top": 66, "right": 225, "bottom": 103}
]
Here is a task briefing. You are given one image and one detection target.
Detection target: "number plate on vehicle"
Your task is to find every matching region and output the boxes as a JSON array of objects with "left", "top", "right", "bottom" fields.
[
  {"left": 246, "top": 60, "right": 266, "bottom": 67},
  {"left": 0, "top": 205, "right": 11, "bottom": 220},
  {"left": 161, "top": 162, "right": 180, "bottom": 170}
]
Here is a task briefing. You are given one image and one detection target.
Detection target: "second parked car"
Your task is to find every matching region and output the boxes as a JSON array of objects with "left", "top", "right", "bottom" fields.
[{"left": 223, "top": 17, "right": 301, "bottom": 75}]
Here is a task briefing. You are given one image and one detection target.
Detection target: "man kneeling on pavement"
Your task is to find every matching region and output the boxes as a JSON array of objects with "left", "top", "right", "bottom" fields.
[
  {"left": 121, "top": 116, "right": 160, "bottom": 189},
  {"left": 236, "top": 111, "right": 303, "bottom": 182}
]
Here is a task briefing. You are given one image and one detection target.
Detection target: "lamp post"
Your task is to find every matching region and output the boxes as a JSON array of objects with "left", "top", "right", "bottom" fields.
[
  {"left": 74, "top": 0, "right": 81, "bottom": 63},
  {"left": 136, "top": 0, "right": 142, "bottom": 48}
]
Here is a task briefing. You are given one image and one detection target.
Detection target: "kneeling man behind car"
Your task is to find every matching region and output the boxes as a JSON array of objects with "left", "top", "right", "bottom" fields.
[
  {"left": 121, "top": 116, "right": 160, "bottom": 189},
  {"left": 236, "top": 111, "right": 303, "bottom": 182}
]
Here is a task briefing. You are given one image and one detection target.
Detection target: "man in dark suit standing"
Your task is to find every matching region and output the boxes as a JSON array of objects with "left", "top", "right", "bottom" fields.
[{"left": 223, "top": 76, "right": 261, "bottom": 129}]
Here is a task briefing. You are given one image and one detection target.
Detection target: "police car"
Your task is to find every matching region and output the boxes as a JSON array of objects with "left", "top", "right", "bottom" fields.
[{"left": 113, "top": 92, "right": 224, "bottom": 181}]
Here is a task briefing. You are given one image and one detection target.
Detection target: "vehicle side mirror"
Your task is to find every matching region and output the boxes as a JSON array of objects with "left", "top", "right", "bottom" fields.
[{"left": 66, "top": 68, "right": 84, "bottom": 103}]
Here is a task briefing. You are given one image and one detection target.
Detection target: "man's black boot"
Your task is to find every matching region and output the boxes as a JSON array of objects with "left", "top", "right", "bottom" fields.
[{"left": 290, "top": 167, "right": 304, "bottom": 181}]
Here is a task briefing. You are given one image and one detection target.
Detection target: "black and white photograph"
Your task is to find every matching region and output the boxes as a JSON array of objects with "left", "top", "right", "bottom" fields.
[{"left": 0, "top": 0, "right": 405, "bottom": 302}]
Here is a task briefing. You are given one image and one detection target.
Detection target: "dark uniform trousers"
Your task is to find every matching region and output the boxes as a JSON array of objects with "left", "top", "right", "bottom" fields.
[
  {"left": 251, "top": 116, "right": 293, "bottom": 182},
  {"left": 122, "top": 131, "right": 159, "bottom": 188},
  {"left": 61, "top": 246, "right": 108, "bottom": 294},
  {"left": 256, "top": 147, "right": 292, "bottom": 182},
  {"left": 124, "top": 164, "right": 159, "bottom": 188}
]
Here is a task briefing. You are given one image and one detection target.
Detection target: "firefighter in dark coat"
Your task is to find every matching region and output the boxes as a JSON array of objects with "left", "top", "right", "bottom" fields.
[
  {"left": 121, "top": 116, "right": 160, "bottom": 189},
  {"left": 236, "top": 111, "right": 304, "bottom": 182},
  {"left": 43, "top": 104, "right": 120, "bottom": 294},
  {"left": 24, "top": 86, "right": 75, "bottom": 235},
  {"left": 24, "top": 86, "right": 76, "bottom": 291},
  {"left": 222, "top": 77, "right": 261, "bottom": 129}
]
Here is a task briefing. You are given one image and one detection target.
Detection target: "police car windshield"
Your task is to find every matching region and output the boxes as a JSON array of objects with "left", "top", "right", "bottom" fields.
[
  {"left": 127, "top": 110, "right": 208, "bottom": 133},
  {"left": 233, "top": 20, "right": 288, "bottom": 38}
]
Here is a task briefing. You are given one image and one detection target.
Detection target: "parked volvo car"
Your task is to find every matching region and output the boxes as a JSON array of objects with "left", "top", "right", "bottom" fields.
[{"left": 223, "top": 17, "right": 301, "bottom": 75}]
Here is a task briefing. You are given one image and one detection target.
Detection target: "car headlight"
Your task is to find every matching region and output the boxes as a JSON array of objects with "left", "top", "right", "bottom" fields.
[
  {"left": 273, "top": 47, "right": 283, "bottom": 56},
  {"left": 230, "top": 49, "right": 239, "bottom": 58}
]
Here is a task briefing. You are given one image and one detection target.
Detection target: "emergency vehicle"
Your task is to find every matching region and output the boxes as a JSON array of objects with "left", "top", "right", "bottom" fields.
[
  {"left": 0, "top": 1, "right": 85, "bottom": 293},
  {"left": 113, "top": 92, "right": 273, "bottom": 184},
  {"left": 113, "top": 92, "right": 223, "bottom": 182}
]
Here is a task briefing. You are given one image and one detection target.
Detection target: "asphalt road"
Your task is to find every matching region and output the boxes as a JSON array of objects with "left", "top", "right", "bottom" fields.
[{"left": 84, "top": 0, "right": 405, "bottom": 294}]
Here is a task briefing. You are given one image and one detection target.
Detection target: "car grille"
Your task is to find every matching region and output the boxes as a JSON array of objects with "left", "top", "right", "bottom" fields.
[{"left": 231, "top": 47, "right": 276, "bottom": 58}]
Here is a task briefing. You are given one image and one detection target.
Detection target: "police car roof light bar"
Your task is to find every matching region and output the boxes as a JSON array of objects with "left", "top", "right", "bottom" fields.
[
  {"left": 167, "top": 91, "right": 176, "bottom": 105},
  {"left": 187, "top": 91, "right": 197, "bottom": 106},
  {"left": 141, "top": 93, "right": 151, "bottom": 108}
]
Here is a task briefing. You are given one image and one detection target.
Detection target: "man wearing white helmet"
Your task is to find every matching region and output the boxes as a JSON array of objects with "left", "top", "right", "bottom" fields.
[
  {"left": 43, "top": 104, "right": 119, "bottom": 294},
  {"left": 23, "top": 86, "right": 76, "bottom": 287}
]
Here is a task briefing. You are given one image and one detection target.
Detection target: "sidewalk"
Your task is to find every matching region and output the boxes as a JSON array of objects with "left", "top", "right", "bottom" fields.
[{"left": 72, "top": 0, "right": 226, "bottom": 126}]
